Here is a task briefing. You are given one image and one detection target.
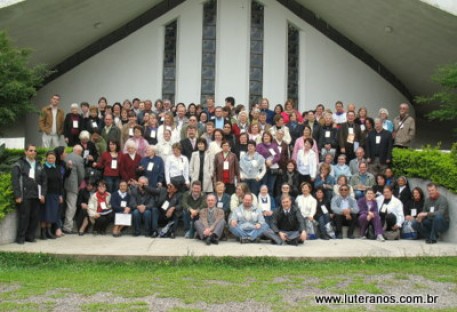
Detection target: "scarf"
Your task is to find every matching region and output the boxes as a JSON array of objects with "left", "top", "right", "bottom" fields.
[{"left": 96, "top": 191, "right": 108, "bottom": 213}]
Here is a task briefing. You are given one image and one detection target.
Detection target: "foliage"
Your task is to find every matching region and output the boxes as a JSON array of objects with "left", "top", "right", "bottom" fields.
[
  {"left": 0, "top": 144, "right": 21, "bottom": 174},
  {"left": 416, "top": 62, "right": 457, "bottom": 122},
  {"left": 0, "top": 31, "right": 52, "bottom": 128},
  {"left": 0, "top": 174, "right": 14, "bottom": 220},
  {"left": 392, "top": 144, "right": 457, "bottom": 193}
]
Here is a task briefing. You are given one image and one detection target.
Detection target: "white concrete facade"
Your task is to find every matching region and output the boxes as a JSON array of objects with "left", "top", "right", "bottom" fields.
[{"left": 28, "top": 0, "right": 409, "bottom": 145}]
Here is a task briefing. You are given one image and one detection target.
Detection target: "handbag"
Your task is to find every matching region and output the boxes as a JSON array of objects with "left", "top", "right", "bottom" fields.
[
  {"left": 401, "top": 220, "right": 417, "bottom": 240},
  {"left": 170, "top": 175, "right": 186, "bottom": 186},
  {"left": 305, "top": 219, "right": 318, "bottom": 240}
]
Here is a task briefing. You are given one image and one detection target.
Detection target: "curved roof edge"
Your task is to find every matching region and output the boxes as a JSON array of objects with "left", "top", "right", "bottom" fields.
[{"left": 420, "top": 0, "right": 457, "bottom": 16}]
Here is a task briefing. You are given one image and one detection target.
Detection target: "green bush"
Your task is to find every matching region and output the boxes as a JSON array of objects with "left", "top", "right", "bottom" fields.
[
  {"left": 0, "top": 173, "right": 14, "bottom": 220},
  {"left": 392, "top": 143, "right": 457, "bottom": 193}
]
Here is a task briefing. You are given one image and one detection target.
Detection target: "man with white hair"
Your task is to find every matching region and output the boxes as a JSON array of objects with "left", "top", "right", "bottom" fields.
[
  {"left": 393, "top": 103, "right": 416, "bottom": 148},
  {"left": 63, "top": 145, "right": 85, "bottom": 233},
  {"left": 39, "top": 94, "right": 65, "bottom": 148}
]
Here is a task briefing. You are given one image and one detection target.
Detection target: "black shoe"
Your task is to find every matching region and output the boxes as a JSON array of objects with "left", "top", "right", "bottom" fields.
[
  {"left": 133, "top": 233, "right": 141, "bottom": 237},
  {"left": 336, "top": 233, "right": 343, "bottom": 239},
  {"left": 63, "top": 230, "right": 75, "bottom": 235},
  {"left": 25, "top": 238, "right": 37, "bottom": 243},
  {"left": 170, "top": 232, "right": 176, "bottom": 239},
  {"left": 206, "top": 237, "right": 212, "bottom": 245},
  {"left": 46, "top": 229, "right": 56, "bottom": 239},
  {"left": 210, "top": 234, "right": 219, "bottom": 245},
  {"left": 40, "top": 229, "right": 47, "bottom": 240},
  {"left": 320, "top": 234, "right": 329, "bottom": 240},
  {"left": 16, "top": 239, "right": 24, "bottom": 245},
  {"left": 240, "top": 238, "right": 249, "bottom": 244},
  {"left": 151, "top": 231, "right": 159, "bottom": 238},
  {"left": 426, "top": 239, "right": 437, "bottom": 244},
  {"left": 272, "top": 239, "right": 284, "bottom": 245},
  {"left": 347, "top": 234, "right": 355, "bottom": 239},
  {"left": 78, "top": 232, "right": 85, "bottom": 236},
  {"left": 288, "top": 238, "right": 298, "bottom": 246}
]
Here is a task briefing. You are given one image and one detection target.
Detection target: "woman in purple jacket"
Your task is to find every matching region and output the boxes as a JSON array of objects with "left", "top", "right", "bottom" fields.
[{"left": 256, "top": 132, "right": 281, "bottom": 197}]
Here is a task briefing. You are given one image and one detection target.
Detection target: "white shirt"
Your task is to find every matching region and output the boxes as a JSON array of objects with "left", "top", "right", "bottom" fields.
[
  {"left": 296, "top": 194, "right": 317, "bottom": 218},
  {"left": 51, "top": 107, "right": 58, "bottom": 135},
  {"left": 296, "top": 149, "right": 317, "bottom": 178},
  {"left": 376, "top": 195, "right": 404, "bottom": 227},
  {"left": 165, "top": 155, "right": 189, "bottom": 185}
]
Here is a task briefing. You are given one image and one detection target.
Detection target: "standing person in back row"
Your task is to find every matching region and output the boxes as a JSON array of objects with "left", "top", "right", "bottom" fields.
[
  {"left": 39, "top": 94, "right": 65, "bottom": 148},
  {"left": 393, "top": 103, "right": 416, "bottom": 148},
  {"left": 12, "top": 144, "right": 46, "bottom": 244}
]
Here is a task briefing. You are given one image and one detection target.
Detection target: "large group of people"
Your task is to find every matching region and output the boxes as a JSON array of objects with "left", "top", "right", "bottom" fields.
[{"left": 11, "top": 94, "right": 450, "bottom": 246}]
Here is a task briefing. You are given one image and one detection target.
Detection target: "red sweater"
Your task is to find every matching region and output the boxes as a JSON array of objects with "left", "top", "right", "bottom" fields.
[
  {"left": 120, "top": 153, "right": 141, "bottom": 182},
  {"left": 96, "top": 152, "right": 123, "bottom": 177}
]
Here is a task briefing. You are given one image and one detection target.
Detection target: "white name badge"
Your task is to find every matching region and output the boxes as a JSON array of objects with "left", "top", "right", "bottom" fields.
[
  {"left": 150, "top": 130, "right": 156, "bottom": 138},
  {"left": 429, "top": 206, "right": 435, "bottom": 213},
  {"left": 217, "top": 202, "right": 223, "bottom": 208},
  {"left": 400, "top": 124, "right": 404, "bottom": 129},
  {"left": 111, "top": 159, "right": 118, "bottom": 169},
  {"left": 147, "top": 162, "right": 154, "bottom": 171},
  {"left": 321, "top": 205, "right": 328, "bottom": 214},
  {"left": 73, "top": 120, "right": 79, "bottom": 128},
  {"left": 161, "top": 200, "right": 170, "bottom": 211},
  {"left": 240, "top": 151, "right": 246, "bottom": 159},
  {"left": 120, "top": 200, "right": 127, "bottom": 208},
  {"left": 83, "top": 150, "right": 90, "bottom": 159},
  {"left": 114, "top": 117, "right": 120, "bottom": 124},
  {"left": 411, "top": 208, "right": 417, "bottom": 217},
  {"left": 268, "top": 148, "right": 276, "bottom": 156},
  {"left": 240, "top": 129, "right": 246, "bottom": 133},
  {"left": 91, "top": 121, "right": 98, "bottom": 128},
  {"left": 381, "top": 204, "right": 387, "bottom": 213},
  {"left": 325, "top": 131, "right": 330, "bottom": 138},
  {"left": 223, "top": 161, "right": 229, "bottom": 170},
  {"left": 29, "top": 168, "right": 35, "bottom": 179},
  {"left": 360, "top": 125, "right": 366, "bottom": 132},
  {"left": 348, "top": 128, "right": 354, "bottom": 135},
  {"left": 100, "top": 202, "right": 107, "bottom": 210},
  {"left": 376, "top": 136, "right": 381, "bottom": 144},
  {"left": 129, "top": 128, "right": 134, "bottom": 136},
  {"left": 252, "top": 160, "right": 258, "bottom": 167},
  {"left": 160, "top": 117, "right": 164, "bottom": 122},
  {"left": 38, "top": 185, "right": 42, "bottom": 198}
]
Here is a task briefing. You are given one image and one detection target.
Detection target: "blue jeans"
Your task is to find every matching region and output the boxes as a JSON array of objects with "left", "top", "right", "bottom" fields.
[
  {"left": 229, "top": 223, "right": 269, "bottom": 240},
  {"left": 244, "top": 179, "right": 260, "bottom": 197},
  {"left": 104, "top": 176, "right": 120, "bottom": 194},
  {"left": 183, "top": 209, "right": 199, "bottom": 234},
  {"left": 317, "top": 214, "right": 331, "bottom": 236},
  {"left": 262, "top": 173, "right": 277, "bottom": 197},
  {"left": 132, "top": 209, "right": 152, "bottom": 236},
  {"left": 413, "top": 215, "right": 449, "bottom": 241}
]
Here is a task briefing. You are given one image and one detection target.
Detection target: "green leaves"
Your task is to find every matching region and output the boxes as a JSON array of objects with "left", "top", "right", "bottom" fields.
[
  {"left": 416, "top": 63, "right": 457, "bottom": 123},
  {"left": 0, "top": 31, "right": 52, "bottom": 128}
]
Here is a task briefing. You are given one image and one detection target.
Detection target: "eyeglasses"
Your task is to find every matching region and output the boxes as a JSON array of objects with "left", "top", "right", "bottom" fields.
[
  {"left": 28, "top": 149, "right": 37, "bottom": 152},
  {"left": 340, "top": 188, "right": 349, "bottom": 191}
]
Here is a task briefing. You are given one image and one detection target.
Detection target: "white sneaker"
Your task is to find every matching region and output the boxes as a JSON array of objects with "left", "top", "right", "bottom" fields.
[
  {"left": 377, "top": 234, "right": 385, "bottom": 242},
  {"left": 360, "top": 236, "right": 367, "bottom": 240}
]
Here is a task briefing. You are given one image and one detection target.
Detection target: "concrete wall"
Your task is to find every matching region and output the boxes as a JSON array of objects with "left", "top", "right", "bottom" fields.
[{"left": 25, "top": 0, "right": 409, "bottom": 146}]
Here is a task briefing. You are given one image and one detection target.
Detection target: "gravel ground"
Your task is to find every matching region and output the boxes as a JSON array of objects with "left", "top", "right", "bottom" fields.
[{"left": 1, "top": 274, "right": 455, "bottom": 311}]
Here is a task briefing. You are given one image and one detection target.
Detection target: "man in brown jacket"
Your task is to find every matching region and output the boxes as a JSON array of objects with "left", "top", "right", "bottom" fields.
[
  {"left": 39, "top": 94, "right": 65, "bottom": 148},
  {"left": 393, "top": 103, "right": 415, "bottom": 148},
  {"left": 194, "top": 194, "right": 226, "bottom": 245}
]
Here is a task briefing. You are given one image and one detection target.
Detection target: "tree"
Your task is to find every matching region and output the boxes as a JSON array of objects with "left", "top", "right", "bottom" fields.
[
  {"left": 416, "top": 62, "right": 457, "bottom": 122},
  {"left": 0, "top": 31, "right": 52, "bottom": 128}
]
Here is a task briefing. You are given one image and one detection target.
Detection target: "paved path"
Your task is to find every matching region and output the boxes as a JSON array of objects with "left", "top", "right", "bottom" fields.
[{"left": 1, "top": 235, "right": 456, "bottom": 259}]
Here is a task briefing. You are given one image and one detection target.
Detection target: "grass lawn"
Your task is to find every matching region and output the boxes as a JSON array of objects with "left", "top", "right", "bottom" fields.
[{"left": 0, "top": 252, "right": 456, "bottom": 311}]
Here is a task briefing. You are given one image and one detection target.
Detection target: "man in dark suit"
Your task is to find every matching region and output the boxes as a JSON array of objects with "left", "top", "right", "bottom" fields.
[
  {"left": 270, "top": 195, "right": 307, "bottom": 245},
  {"left": 337, "top": 111, "right": 361, "bottom": 162},
  {"left": 366, "top": 118, "right": 393, "bottom": 176},
  {"left": 180, "top": 125, "right": 198, "bottom": 161}
]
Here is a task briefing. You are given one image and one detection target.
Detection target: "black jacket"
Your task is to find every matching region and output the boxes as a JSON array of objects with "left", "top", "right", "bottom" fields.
[
  {"left": 366, "top": 129, "right": 393, "bottom": 164},
  {"left": 271, "top": 205, "right": 305, "bottom": 233},
  {"left": 12, "top": 157, "right": 47, "bottom": 200}
]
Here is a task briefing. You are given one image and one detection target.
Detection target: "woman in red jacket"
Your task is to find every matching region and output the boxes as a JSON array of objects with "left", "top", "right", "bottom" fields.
[{"left": 93, "top": 140, "right": 123, "bottom": 193}]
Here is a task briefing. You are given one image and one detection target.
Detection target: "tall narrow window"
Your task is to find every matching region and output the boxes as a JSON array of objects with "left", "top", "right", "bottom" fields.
[
  {"left": 249, "top": 0, "right": 264, "bottom": 107},
  {"left": 162, "top": 20, "right": 178, "bottom": 103},
  {"left": 200, "top": 0, "right": 217, "bottom": 105},
  {"left": 287, "top": 23, "right": 299, "bottom": 102}
]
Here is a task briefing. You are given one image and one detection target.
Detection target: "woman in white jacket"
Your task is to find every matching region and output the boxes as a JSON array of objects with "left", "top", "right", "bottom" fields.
[
  {"left": 296, "top": 137, "right": 318, "bottom": 185},
  {"left": 189, "top": 138, "right": 215, "bottom": 193}
]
